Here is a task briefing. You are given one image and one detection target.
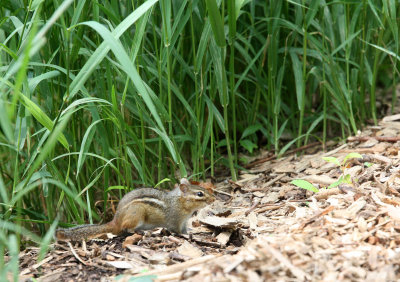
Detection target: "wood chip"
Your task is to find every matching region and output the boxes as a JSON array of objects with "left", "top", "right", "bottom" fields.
[
  {"left": 199, "top": 216, "right": 239, "bottom": 229},
  {"left": 177, "top": 241, "right": 203, "bottom": 258},
  {"left": 216, "top": 232, "right": 232, "bottom": 246},
  {"left": 132, "top": 254, "right": 219, "bottom": 277}
]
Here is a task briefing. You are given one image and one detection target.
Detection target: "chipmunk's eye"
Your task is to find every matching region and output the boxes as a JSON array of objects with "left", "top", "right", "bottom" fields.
[{"left": 197, "top": 191, "right": 204, "bottom": 197}]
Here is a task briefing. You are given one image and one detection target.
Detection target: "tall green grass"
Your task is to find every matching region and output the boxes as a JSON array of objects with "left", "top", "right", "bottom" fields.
[{"left": 0, "top": 0, "right": 399, "bottom": 278}]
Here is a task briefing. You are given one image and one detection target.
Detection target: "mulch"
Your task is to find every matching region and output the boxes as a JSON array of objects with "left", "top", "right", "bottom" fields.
[{"left": 14, "top": 114, "right": 400, "bottom": 281}]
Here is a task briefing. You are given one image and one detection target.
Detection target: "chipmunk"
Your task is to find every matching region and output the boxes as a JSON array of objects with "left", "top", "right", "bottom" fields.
[{"left": 55, "top": 178, "right": 214, "bottom": 241}]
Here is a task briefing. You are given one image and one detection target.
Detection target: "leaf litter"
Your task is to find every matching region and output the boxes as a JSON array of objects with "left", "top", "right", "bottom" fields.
[{"left": 15, "top": 114, "right": 400, "bottom": 281}]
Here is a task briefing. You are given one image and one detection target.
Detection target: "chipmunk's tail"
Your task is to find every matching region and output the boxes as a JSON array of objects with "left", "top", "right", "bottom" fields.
[{"left": 55, "top": 223, "right": 114, "bottom": 241}]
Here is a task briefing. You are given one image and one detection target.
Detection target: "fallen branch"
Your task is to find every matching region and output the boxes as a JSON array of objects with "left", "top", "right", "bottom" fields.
[{"left": 347, "top": 136, "right": 400, "bottom": 142}]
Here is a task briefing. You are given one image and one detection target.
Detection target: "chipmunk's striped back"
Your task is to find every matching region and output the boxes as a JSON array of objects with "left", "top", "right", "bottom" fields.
[{"left": 55, "top": 180, "right": 215, "bottom": 241}]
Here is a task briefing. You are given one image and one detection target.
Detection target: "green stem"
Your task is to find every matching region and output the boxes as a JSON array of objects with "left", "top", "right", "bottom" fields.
[{"left": 221, "top": 48, "right": 236, "bottom": 180}]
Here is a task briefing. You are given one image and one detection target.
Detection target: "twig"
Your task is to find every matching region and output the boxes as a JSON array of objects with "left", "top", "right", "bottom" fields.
[
  {"left": 228, "top": 179, "right": 243, "bottom": 188},
  {"left": 347, "top": 136, "right": 400, "bottom": 142},
  {"left": 245, "top": 198, "right": 260, "bottom": 216},
  {"left": 248, "top": 174, "right": 286, "bottom": 191},
  {"left": 67, "top": 241, "right": 90, "bottom": 266},
  {"left": 213, "top": 189, "right": 232, "bottom": 197},
  {"left": 255, "top": 204, "right": 283, "bottom": 214},
  {"left": 20, "top": 256, "right": 54, "bottom": 275}
]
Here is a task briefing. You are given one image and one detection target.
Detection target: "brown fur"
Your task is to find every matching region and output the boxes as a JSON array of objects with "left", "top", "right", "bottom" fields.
[
  {"left": 55, "top": 223, "right": 114, "bottom": 241},
  {"left": 55, "top": 184, "right": 214, "bottom": 241}
]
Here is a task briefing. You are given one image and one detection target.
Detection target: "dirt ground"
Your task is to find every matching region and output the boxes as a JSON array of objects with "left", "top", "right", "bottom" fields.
[{"left": 15, "top": 114, "right": 400, "bottom": 281}]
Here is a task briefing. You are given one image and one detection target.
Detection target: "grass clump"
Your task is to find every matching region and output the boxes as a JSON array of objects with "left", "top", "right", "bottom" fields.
[{"left": 0, "top": 0, "right": 399, "bottom": 278}]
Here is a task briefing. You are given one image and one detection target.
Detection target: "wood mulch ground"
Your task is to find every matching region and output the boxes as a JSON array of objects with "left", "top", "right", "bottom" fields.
[{"left": 15, "top": 114, "right": 400, "bottom": 281}]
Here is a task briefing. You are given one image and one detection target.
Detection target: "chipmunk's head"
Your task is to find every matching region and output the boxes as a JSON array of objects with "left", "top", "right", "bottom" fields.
[{"left": 179, "top": 178, "right": 215, "bottom": 209}]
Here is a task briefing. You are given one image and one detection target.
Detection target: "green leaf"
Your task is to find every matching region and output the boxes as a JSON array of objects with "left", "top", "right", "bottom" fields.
[
  {"left": 241, "top": 123, "right": 263, "bottom": 140},
  {"left": 289, "top": 51, "right": 304, "bottom": 111},
  {"left": 322, "top": 157, "right": 341, "bottom": 167},
  {"left": 38, "top": 218, "right": 58, "bottom": 261},
  {"left": 235, "top": 0, "right": 250, "bottom": 20},
  {"left": 239, "top": 139, "right": 257, "bottom": 153},
  {"left": 305, "top": 0, "right": 320, "bottom": 28},
  {"left": 327, "top": 176, "right": 343, "bottom": 189},
  {"left": 67, "top": 0, "right": 159, "bottom": 101},
  {"left": 228, "top": 0, "right": 236, "bottom": 43},
  {"left": 364, "top": 162, "right": 373, "bottom": 168},
  {"left": 28, "top": 70, "right": 60, "bottom": 92},
  {"left": 78, "top": 21, "right": 166, "bottom": 133},
  {"left": 76, "top": 119, "right": 104, "bottom": 178},
  {"left": 278, "top": 134, "right": 306, "bottom": 158},
  {"left": 342, "top": 174, "right": 352, "bottom": 184},
  {"left": 216, "top": 139, "right": 227, "bottom": 148},
  {"left": 205, "top": 0, "right": 226, "bottom": 47},
  {"left": 291, "top": 179, "right": 319, "bottom": 193},
  {"left": 126, "top": 275, "right": 158, "bottom": 282},
  {"left": 17, "top": 93, "right": 69, "bottom": 149},
  {"left": 343, "top": 153, "right": 363, "bottom": 165},
  {"left": 126, "top": 147, "right": 145, "bottom": 184},
  {"left": 154, "top": 178, "right": 171, "bottom": 188},
  {"left": 105, "top": 186, "right": 127, "bottom": 192}
]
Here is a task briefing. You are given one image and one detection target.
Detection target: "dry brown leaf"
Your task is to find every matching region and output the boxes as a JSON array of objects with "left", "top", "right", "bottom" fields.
[{"left": 122, "top": 234, "right": 142, "bottom": 248}]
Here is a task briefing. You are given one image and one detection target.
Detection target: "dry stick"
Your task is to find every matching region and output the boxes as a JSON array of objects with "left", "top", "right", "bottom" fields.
[
  {"left": 245, "top": 141, "right": 322, "bottom": 168},
  {"left": 249, "top": 174, "right": 286, "bottom": 192},
  {"left": 20, "top": 256, "right": 54, "bottom": 275},
  {"left": 256, "top": 204, "right": 283, "bottom": 214},
  {"left": 67, "top": 241, "right": 90, "bottom": 266},
  {"left": 245, "top": 198, "right": 261, "bottom": 216},
  {"left": 213, "top": 189, "right": 233, "bottom": 197},
  {"left": 228, "top": 179, "right": 243, "bottom": 188},
  {"left": 347, "top": 136, "right": 400, "bottom": 142}
]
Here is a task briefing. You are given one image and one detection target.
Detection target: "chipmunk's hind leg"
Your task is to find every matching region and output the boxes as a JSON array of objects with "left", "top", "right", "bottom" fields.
[{"left": 119, "top": 205, "right": 146, "bottom": 232}]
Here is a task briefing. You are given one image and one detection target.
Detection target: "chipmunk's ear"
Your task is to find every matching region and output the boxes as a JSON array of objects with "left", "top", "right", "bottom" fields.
[
  {"left": 180, "top": 178, "right": 190, "bottom": 185},
  {"left": 179, "top": 183, "right": 189, "bottom": 193}
]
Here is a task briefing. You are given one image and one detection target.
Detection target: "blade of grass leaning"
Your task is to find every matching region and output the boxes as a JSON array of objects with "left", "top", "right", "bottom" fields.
[
  {"left": 77, "top": 21, "right": 167, "bottom": 133},
  {"left": 205, "top": 0, "right": 226, "bottom": 47},
  {"left": 20, "top": 108, "right": 73, "bottom": 191},
  {"left": 67, "top": 0, "right": 159, "bottom": 101}
]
